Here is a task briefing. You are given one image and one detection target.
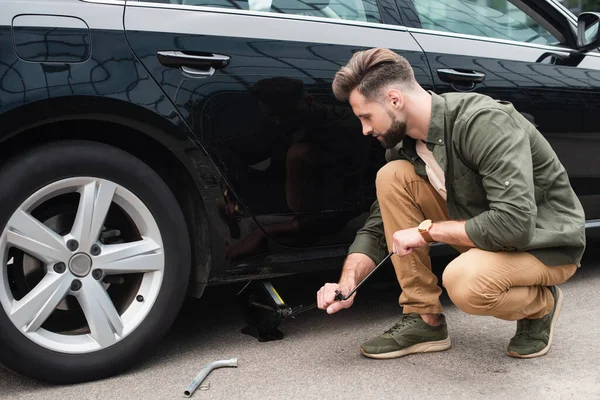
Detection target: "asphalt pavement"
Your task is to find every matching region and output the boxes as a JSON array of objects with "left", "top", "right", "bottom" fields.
[{"left": 1, "top": 247, "right": 600, "bottom": 400}]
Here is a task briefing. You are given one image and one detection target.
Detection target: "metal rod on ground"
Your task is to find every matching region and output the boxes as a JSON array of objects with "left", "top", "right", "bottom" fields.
[
  {"left": 334, "top": 251, "right": 394, "bottom": 301},
  {"left": 183, "top": 358, "right": 238, "bottom": 398}
]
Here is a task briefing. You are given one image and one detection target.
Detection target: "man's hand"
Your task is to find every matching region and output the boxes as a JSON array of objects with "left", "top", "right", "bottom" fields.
[
  {"left": 317, "top": 253, "right": 375, "bottom": 315},
  {"left": 392, "top": 228, "right": 428, "bottom": 256},
  {"left": 317, "top": 282, "right": 356, "bottom": 314}
]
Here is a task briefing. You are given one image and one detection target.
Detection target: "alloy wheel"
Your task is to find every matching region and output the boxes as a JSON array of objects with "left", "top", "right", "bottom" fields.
[{"left": 0, "top": 177, "right": 164, "bottom": 353}]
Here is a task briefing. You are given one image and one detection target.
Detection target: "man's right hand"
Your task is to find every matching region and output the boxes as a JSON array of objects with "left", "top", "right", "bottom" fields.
[
  {"left": 317, "top": 282, "right": 356, "bottom": 314},
  {"left": 316, "top": 253, "right": 376, "bottom": 314}
]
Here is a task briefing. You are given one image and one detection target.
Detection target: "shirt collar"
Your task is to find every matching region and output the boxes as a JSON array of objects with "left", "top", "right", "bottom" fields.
[{"left": 424, "top": 91, "right": 446, "bottom": 146}]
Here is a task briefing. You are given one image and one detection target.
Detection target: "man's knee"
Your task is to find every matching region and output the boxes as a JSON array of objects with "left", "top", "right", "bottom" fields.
[
  {"left": 442, "top": 250, "right": 495, "bottom": 315},
  {"left": 375, "top": 160, "right": 418, "bottom": 199}
]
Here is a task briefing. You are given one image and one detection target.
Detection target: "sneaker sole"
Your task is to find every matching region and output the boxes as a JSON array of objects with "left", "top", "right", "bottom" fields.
[
  {"left": 360, "top": 337, "right": 452, "bottom": 359},
  {"left": 507, "top": 286, "right": 563, "bottom": 359}
]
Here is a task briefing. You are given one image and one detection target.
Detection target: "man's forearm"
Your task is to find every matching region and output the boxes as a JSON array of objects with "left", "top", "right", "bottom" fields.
[
  {"left": 339, "top": 253, "right": 376, "bottom": 287},
  {"left": 429, "top": 220, "right": 476, "bottom": 248}
]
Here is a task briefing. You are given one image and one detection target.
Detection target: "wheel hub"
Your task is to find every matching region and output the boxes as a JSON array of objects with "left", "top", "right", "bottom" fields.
[{"left": 69, "top": 253, "right": 92, "bottom": 277}]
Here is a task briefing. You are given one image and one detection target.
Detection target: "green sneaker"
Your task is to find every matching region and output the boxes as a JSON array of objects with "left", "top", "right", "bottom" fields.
[
  {"left": 507, "top": 285, "right": 564, "bottom": 359},
  {"left": 360, "top": 313, "right": 451, "bottom": 359}
]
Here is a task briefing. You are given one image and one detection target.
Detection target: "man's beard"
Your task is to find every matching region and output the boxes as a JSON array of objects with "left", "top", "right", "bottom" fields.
[{"left": 375, "top": 112, "right": 406, "bottom": 149}]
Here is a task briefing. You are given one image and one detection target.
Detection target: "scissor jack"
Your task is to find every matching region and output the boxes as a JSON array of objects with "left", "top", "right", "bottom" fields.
[
  {"left": 237, "top": 280, "right": 316, "bottom": 342},
  {"left": 237, "top": 252, "right": 393, "bottom": 342}
]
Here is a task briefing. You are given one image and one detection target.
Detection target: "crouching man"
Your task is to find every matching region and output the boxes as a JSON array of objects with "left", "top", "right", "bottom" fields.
[{"left": 317, "top": 48, "right": 585, "bottom": 359}]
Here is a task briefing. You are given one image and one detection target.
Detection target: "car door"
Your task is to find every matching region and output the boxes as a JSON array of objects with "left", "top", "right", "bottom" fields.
[
  {"left": 123, "top": 0, "right": 434, "bottom": 260},
  {"left": 395, "top": 0, "right": 600, "bottom": 222}
]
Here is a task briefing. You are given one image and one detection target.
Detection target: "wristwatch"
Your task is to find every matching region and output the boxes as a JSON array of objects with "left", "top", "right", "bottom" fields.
[{"left": 418, "top": 219, "right": 434, "bottom": 243}]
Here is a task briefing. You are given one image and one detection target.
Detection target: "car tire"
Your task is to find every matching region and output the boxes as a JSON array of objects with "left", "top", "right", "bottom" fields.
[{"left": 0, "top": 140, "right": 191, "bottom": 384}]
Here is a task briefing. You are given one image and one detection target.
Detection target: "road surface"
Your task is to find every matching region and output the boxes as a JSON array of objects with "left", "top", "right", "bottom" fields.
[{"left": 2, "top": 248, "right": 600, "bottom": 399}]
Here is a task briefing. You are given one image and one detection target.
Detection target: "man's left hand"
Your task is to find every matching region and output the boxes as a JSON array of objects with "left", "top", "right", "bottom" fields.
[{"left": 392, "top": 228, "right": 428, "bottom": 257}]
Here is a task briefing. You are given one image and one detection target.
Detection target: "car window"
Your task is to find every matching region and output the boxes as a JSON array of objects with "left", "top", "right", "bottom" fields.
[
  {"left": 412, "top": 0, "right": 560, "bottom": 45},
  {"left": 158, "top": 0, "right": 382, "bottom": 23}
]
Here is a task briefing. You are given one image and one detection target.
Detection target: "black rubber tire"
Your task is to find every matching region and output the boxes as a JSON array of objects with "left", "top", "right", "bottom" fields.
[{"left": 0, "top": 140, "right": 191, "bottom": 384}]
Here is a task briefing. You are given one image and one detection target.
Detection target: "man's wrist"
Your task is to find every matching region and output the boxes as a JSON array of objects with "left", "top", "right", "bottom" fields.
[
  {"left": 428, "top": 220, "right": 447, "bottom": 243},
  {"left": 427, "top": 220, "right": 475, "bottom": 248},
  {"left": 418, "top": 219, "right": 435, "bottom": 243}
]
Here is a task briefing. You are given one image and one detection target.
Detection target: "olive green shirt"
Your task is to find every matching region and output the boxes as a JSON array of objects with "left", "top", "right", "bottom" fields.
[{"left": 349, "top": 91, "right": 586, "bottom": 267}]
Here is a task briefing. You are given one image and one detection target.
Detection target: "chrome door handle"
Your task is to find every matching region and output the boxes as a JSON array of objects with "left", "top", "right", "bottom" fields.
[
  {"left": 437, "top": 68, "right": 486, "bottom": 83},
  {"left": 179, "top": 66, "right": 213, "bottom": 77},
  {"left": 157, "top": 51, "right": 230, "bottom": 77}
]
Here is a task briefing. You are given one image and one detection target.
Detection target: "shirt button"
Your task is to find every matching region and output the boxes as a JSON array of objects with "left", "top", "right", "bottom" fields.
[
  {"left": 438, "top": 139, "right": 443, "bottom": 143},
  {"left": 505, "top": 181, "right": 510, "bottom": 186}
]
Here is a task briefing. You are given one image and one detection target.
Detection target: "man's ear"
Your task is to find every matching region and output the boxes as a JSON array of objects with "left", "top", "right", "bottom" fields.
[{"left": 386, "top": 88, "right": 404, "bottom": 110}]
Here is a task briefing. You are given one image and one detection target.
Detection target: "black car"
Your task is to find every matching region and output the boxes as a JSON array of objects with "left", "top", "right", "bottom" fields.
[{"left": 1, "top": 0, "right": 599, "bottom": 384}]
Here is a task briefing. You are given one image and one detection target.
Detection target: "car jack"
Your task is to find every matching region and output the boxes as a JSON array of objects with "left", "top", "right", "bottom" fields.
[
  {"left": 237, "top": 280, "right": 316, "bottom": 342},
  {"left": 238, "top": 252, "right": 394, "bottom": 342}
]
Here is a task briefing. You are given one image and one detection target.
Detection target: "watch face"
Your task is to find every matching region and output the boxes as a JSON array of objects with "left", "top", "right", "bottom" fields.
[{"left": 419, "top": 220, "right": 432, "bottom": 231}]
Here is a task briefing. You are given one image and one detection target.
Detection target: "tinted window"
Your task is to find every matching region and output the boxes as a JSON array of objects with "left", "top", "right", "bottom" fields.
[
  {"left": 164, "top": 0, "right": 382, "bottom": 23},
  {"left": 412, "top": 0, "right": 559, "bottom": 45}
]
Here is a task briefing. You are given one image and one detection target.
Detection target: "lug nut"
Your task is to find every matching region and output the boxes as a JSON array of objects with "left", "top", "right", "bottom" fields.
[
  {"left": 92, "top": 269, "right": 103, "bottom": 280},
  {"left": 136, "top": 295, "right": 144, "bottom": 302},
  {"left": 71, "top": 280, "right": 82, "bottom": 291},
  {"left": 90, "top": 244, "right": 101, "bottom": 256},
  {"left": 53, "top": 262, "right": 66, "bottom": 274},
  {"left": 67, "top": 239, "right": 79, "bottom": 251}
]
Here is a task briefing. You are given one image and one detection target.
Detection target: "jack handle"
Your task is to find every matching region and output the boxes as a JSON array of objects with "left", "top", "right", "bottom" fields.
[{"left": 334, "top": 252, "right": 394, "bottom": 301}]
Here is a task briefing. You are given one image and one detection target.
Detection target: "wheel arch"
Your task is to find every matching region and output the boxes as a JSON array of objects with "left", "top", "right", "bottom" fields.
[{"left": 0, "top": 96, "right": 217, "bottom": 297}]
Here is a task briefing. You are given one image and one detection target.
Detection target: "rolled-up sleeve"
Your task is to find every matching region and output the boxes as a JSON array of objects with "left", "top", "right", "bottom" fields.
[
  {"left": 348, "top": 199, "right": 388, "bottom": 264},
  {"left": 461, "top": 108, "right": 536, "bottom": 251}
]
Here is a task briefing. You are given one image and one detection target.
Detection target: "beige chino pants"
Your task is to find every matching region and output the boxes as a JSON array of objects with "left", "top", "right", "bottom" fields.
[{"left": 376, "top": 160, "right": 576, "bottom": 320}]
